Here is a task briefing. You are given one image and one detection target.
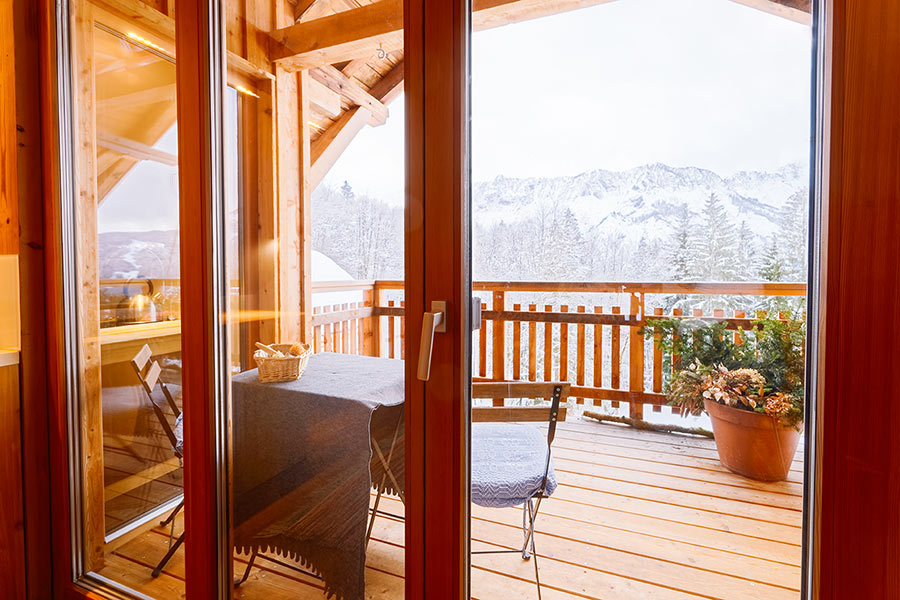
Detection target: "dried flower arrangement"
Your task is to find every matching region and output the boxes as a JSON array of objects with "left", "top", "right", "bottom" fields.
[{"left": 644, "top": 313, "right": 806, "bottom": 430}]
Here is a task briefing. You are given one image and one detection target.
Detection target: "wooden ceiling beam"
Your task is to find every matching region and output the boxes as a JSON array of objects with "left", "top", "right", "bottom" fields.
[
  {"left": 368, "top": 60, "right": 404, "bottom": 106},
  {"left": 309, "top": 65, "right": 389, "bottom": 126},
  {"left": 272, "top": 0, "right": 812, "bottom": 70},
  {"left": 98, "top": 133, "right": 178, "bottom": 166},
  {"left": 271, "top": 0, "right": 613, "bottom": 70},
  {"left": 726, "top": 0, "right": 811, "bottom": 25},
  {"left": 310, "top": 106, "right": 371, "bottom": 189},
  {"left": 309, "top": 78, "right": 342, "bottom": 117}
]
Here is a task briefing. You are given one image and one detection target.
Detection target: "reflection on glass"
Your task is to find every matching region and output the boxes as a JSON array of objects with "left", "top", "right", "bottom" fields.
[{"left": 223, "top": 7, "right": 407, "bottom": 600}]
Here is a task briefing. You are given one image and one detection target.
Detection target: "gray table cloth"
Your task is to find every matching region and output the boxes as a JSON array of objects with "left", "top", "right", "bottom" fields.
[{"left": 232, "top": 353, "right": 404, "bottom": 600}]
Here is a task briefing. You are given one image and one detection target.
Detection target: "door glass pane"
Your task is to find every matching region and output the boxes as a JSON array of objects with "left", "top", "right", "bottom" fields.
[
  {"left": 62, "top": 1, "right": 185, "bottom": 596},
  {"left": 469, "top": 2, "right": 812, "bottom": 598},
  {"left": 221, "top": 3, "right": 407, "bottom": 598}
]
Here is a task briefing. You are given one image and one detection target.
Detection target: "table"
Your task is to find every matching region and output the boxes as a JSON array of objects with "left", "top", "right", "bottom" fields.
[{"left": 232, "top": 353, "right": 404, "bottom": 600}]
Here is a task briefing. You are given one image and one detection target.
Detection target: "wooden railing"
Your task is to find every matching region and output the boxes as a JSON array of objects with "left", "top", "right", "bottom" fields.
[{"left": 311, "top": 280, "right": 807, "bottom": 419}]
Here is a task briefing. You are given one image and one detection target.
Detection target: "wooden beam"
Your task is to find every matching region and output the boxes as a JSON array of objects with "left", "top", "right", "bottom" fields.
[
  {"left": 271, "top": 0, "right": 404, "bottom": 70},
  {"left": 726, "top": 0, "right": 811, "bottom": 25},
  {"left": 310, "top": 106, "right": 371, "bottom": 189},
  {"left": 97, "top": 83, "right": 177, "bottom": 111},
  {"left": 98, "top": 133, "right": 178, "bottom": 166},
  {"left": 309, "top": 65, "right": 388, "bottom": 126},
  {"left": 292, "top": 0, "right": 320, "bottom": 22},
  {"left": 369, "top": 60, "right": 404, "bottom": 106},
  {"left": 272, "top": 0, "right": 618, "bottom": 70},
  {"left": 309, "top": 78, "right": 341, "bottom": 117}
]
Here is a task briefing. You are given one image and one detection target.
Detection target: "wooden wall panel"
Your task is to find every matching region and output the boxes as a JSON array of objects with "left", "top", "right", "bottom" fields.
[
  {"left": 13, "top": 0, "right": 53, "bottom": 596},
  {"left": 816, "top": 0, "right": 900, "bottom": 597},
  {"left": 0, "top": 365, "right": 25, "bottom": 599},
  {"left": 1, "top": 0, "right": 19, "bottom": 253}
]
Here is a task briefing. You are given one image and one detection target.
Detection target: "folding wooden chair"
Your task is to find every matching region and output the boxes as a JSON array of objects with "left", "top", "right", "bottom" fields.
[
  {"left": 131, "top": 344, "right": 184, "bottom": 578},
  {"left": 470, "top": 381, "right": 569, "bottom": 600}
]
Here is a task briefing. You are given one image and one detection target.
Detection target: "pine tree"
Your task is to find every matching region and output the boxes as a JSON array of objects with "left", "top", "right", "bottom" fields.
[
  {"left": 694, "top": 193, "right": 737, "bottom": 281},
  {"left": 667, "top": 206, "right": 696, "bottom": 281},
  {"left": 734, "top": 221, "right": 757, "bottom": 281},
  {"left": 780, "top": 190, "right": 808, "bottom": 281},
  {"left": 758, "top": 235, "right": 787, "bottom": 282},
  {"left": 340, "top": 180, "right": 354, "bottom": 202}
]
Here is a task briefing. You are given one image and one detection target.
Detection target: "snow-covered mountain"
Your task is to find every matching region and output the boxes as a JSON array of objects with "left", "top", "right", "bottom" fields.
[{"left": 473, "top": 162, "right": 808, "bottom": 241}]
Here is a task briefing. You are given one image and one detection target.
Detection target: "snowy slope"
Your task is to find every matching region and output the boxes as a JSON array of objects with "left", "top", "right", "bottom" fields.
[{"left": 473, "top": 163, "right": 807, "bottom": 242}]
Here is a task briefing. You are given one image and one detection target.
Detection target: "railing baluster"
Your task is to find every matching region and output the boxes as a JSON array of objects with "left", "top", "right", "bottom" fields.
[
  {"left": 528, "top": 304, "right": 537, "bottom": 381},
  {"left": 560, "top": 305, "right": 569, "bottom": 385},
  {"left": 341, "top": 303, "right": 349, "bottom": 353},
  {"left": 593, "top": 306, "right": 603, "bottom": 404},
  {"left": 313, "top": 306, "right": 321, "bottom": 353},
  {"left": 388, "top": 300, "right": 396, "bottom": 359},
  {"left": 400, "top": 300, "right": 406, "bottom": 360},
  {"left": 479, "top": 301, "right": 487, "bottom": 378},
  {"left": 512, "top": 303, "right": 522, "bottom": 381},
  {"left": 543, "top": 304, "right": 553, "bottom": 382},
  {"left": 652, "top": 306, "right": 664, "bottom": 411},
  {"left": 492, "top": 291, "right": 506, "bottom": 406},
  {"left": 349, "top": 302, "right": 358, "bottom": 354},
  {"left": 323, "top": 305, "right": 332, "bottom": 352},
  {"left": 734, "top": 309, "right": 746, "bottom": 346},
  {"left": 611, "top": 305, "right": 621, "bottom": 398},
  {"left": 576, "top": 305, "right": 586, "bottom": 405},
  {"left": 672, "top": 307, "right": 683, "bottom": 372},
  {"left": 363, "top": 288, "right": 375, "bottom": 357}
]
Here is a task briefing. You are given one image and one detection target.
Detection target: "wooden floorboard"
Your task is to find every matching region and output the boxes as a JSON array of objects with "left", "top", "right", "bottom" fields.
[{"left": 97, "top": 419, "right": 803, "bottom": 599}]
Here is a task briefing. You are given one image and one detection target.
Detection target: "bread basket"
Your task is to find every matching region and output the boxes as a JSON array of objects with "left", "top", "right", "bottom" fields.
[{"left": 254, "top": 343, "right": 311, "bottom": 383}]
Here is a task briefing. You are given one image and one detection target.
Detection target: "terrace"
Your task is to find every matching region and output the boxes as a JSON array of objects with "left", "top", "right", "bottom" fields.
[{"left": 98, "top": 278, "right": 805, "bottom": 599}]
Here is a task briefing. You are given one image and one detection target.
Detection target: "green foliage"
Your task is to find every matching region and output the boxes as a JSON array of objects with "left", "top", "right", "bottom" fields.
[{"left": 642, "top": 311, "right": 806, "bottom": 427}]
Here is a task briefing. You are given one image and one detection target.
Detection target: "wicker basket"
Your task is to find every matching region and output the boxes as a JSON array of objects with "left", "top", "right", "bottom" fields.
[{"left": 254, "top": 343, "right": 311, "bottom": 383}]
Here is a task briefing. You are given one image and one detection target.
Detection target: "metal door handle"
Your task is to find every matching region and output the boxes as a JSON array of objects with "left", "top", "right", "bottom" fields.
[{"left": 417, "top": 300, "right": 447, "bottom": 381}]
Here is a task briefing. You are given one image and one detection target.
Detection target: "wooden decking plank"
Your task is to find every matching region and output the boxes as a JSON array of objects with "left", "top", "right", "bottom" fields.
[
  {"left": 471, "top": 519, "right": 798, "bottom": 600},
  {"left": 553, "top": 458, "right": 804, "bottom": 516},
  {"left": 549, "top": 427, "right": 805, "bottom": 471},
  {"left": 553, "top": 443, "right": 804, "bottom": 495},
  {"left": 551, "top": 430, "right": 805, "bottom": 476}
]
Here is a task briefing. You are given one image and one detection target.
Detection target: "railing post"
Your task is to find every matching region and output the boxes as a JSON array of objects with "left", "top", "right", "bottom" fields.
[
  {"left": 629, "top": 292, "right": 645, "bottom": 420},
  {"left": 492, "top": 291, "right": 506, "bottom": 408},
  {"left": 373, "top": 283, "right": 382, "bottom": 357}
]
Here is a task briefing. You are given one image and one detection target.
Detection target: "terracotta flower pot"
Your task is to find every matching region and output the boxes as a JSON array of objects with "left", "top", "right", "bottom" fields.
[{"left": 704, "top": 398, "right": 801, "bottom": 482}]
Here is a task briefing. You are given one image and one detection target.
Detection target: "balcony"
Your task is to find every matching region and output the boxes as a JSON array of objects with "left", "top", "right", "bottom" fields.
[{"left": 98, "top": 278, "right": 805, "bottom": 599}]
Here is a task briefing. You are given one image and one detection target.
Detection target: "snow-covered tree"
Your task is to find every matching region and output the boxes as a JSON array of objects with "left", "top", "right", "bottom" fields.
[
  {"left": 693, "top": 193, "right": 737, "bottom": 281},
  {"left": 758, "top": 235, "right": 787, "bottom": 282},
  {"left": 667, "top": 206, "right": 696, "bottom": 281}
]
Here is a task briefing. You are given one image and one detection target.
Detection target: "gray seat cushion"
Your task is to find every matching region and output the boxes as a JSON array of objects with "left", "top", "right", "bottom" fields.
[
  {"left": 173, "top": 412, "right": 183, "bottom": 457},
  {"left": 471, "top": 422, "right": 557, "bottom": 508}
]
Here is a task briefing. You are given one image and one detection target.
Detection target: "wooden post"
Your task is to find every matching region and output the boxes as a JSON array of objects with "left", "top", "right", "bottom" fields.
[
  {"left": 71, "top": 0, "right": 105, "bottom": 570},
  {"left": 372, "top": 283, "right": 382, "bottom": 357},
  {"left": 492, "top": 290, "right": 505, "bottom": 406},
  {"left": 576, "top": 305, "right": 585, "bottom": 404},
  {"left": 388, "top": 300, "right": 396, "bottom": 358},
  {"left": 274, "top": 65, "right": 313, "bottom": 344},
  {"left": 559, "top": 305, "right": 569, "bottom": 383},
  {"left": 628, "top": 293, "right": 645, "bottom": 420},
  {"left": 478, "top": 301, "right": 487, "bottom": 378}
]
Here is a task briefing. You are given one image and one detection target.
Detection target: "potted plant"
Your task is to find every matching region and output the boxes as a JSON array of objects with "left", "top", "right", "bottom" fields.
[{"left": 645, "top": 314, "right": 805, "bottom": 481}]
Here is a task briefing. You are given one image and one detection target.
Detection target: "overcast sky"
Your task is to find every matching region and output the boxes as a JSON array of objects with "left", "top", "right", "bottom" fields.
[
  {"left": 100, "top": 0, "right": 812, "bottom": 231},
  {"left": 325, "top": 0, "right": 812, "bottom": 204}
]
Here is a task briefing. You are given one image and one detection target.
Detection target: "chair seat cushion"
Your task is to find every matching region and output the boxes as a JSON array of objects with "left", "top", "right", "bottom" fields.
[
  {"left": 471, "top": 422, "right": 557, "bottom": 508},
  {"left": 173, "top": 412, "right": 184, "bottom": 457}
]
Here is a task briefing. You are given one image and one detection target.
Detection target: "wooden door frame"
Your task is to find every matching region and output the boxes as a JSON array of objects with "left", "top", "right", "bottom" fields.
[
  {"left": 24, "top": 0, "right": 900, "bottom": 598},
  {"left": 404, "top": 0, "right": 471, "bottom": 598}
]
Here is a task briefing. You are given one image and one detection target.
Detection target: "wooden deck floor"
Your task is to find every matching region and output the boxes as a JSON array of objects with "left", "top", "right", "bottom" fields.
[{"left": 98, "top": 419, "right": 803, "bottom": 599}]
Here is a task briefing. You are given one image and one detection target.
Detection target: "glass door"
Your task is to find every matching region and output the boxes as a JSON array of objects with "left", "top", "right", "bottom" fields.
[{"left": 468, "top": 1, "right": 814, "bottom": 599}]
